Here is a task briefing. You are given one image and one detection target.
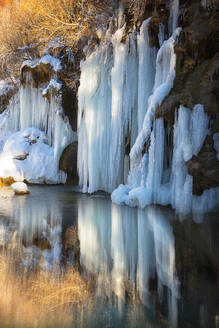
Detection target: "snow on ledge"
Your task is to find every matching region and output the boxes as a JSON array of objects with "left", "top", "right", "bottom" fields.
[
  {"left": 0, "top": 80, "right": 14, "bottom": 97},
  {"left": 41, "top": 79, "right": 62, "bottom": 96},
  {"left": 21, "top": 55, "right": 62, "bottom": 72}
]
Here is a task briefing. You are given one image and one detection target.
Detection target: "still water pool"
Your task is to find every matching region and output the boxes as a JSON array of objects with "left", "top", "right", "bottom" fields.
[{"left": 0, "top": 186, "right": 218, "bottom": 328}]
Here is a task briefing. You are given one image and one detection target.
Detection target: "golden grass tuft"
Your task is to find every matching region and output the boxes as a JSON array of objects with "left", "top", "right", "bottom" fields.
[
  {"left": 0, "top": 176, "right": 15, "bottom": 186},
  {"left": 0, "top": 247, "right": 91, "bottom": 328}
]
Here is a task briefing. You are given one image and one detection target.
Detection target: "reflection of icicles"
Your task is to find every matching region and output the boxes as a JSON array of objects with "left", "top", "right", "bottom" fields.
[
  {"left": 111, "top": 204, "right": 137, "bottom": 308},
  {"left": 77, "top": 197, "right": 111, "bottom": 281},
  {"left": 77, "top": 197, "right": 179, "bottom": 325},
  {"left": 137, "top": 209, "right": 155, "bottom": 306},
  {"left": 2, "top": 189, "right": 63, "bottom": 270},
  {"left": 147, "top": 207, "right": 179, "bottom": 327}
]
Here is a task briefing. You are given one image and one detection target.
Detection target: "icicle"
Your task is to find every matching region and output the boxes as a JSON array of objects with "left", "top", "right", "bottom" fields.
[
  {"left": 112, "top": 103, "right": 219, "bottom": 216},
  {"left": 77, "top": 36, "right": 113, "bottom": 193},
  {"left": 168, "top": 0, "right": 179, "bottom": 35},
  {"left": 137, "top": 18, "right": 157, "bottom": 132},
  {"left": 0, "top": 73, "right": 75, "bottom": 183},
  {"left": 130, "top": 28, "right": 181, "bottom": 164},
  {"left": 78, "top": 26, "right": 138, "bottom": 193}
]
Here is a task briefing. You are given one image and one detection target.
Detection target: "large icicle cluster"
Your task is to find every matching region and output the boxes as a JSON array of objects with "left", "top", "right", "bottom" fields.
[
  {"left": 78, "top": 0, "right": 218, "bottom": 214},
  {"left": 113, "top": 104, "right": 219, "bottom": 216},
  {"left": 0, "top": 56, "right": 75, "bottom": 184},
  {"left": 78, "top": 19, "right": 156, "bottom": 193}
]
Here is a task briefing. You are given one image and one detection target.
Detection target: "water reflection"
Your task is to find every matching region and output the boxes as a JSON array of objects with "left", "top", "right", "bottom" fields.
[
  {"left": 0, "top": 187, "right": 63, "bottom": 270},
  {"left": 78, "top": 198, "right": 179, "bottom": 326},
  {"left": 0, "top": 186, "right": 218, "bottom": 328}
]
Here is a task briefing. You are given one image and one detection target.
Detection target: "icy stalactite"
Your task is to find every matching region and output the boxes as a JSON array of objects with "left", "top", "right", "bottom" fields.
[
  {"left": 78, "top": 27, "right": 139, "bottom": 193},
  {"left": 170, "top": 104, "right": 218, "bottom": 216},
  {"left": 20, "top": 81, "right": 74, "bottom": 163},
  {"left": 78, "top": 19, "right": 155, "bottom": 193},
  {"left": 0, "top": 74, "right": 75, "bottom": 183},
  {"left": 112, "top": 104, "right": 219, "bottom": 215},
  {"left": 130, "top": 28, "right": 181, "bottom": 164},
  {"left": 137, "top": 18, "right": 157, "bottom": 132},
  {"left": 77, "top": 34, "right": 113, "bottom": 193},
  {"left": 201, "top": 0, "right": 207, "bottom": 8},
  {"left": 168, "top": 0, "right": 179, "bottom": 36}
]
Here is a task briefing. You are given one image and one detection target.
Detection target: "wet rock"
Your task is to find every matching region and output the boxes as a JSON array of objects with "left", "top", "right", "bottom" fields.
[
  {"left": 148, "top": 17, "right": 160, "bottom": 48},
  {"left": 156, "top": 0, "right": 219, "bottom": 194},
  {"left": 156, "top": 0, "right": 219, "bottom": 123},
  {"left": 187, "top": 136, "right": 219, "bottom": 195},
  {"left": 32, "top": 236, "right": 51, "bottom": 251},
  {"left": 61, "top": 84, "right": 78, "bottom": 131},
  {"left": 59, "top": 142, "right": 78, "bottom": 185},
  {"left": 21, "top": 62, "right": 53, "bottom": 88},
  {"left": 0, "top": 85, "right": 18, "bottom": 114}
]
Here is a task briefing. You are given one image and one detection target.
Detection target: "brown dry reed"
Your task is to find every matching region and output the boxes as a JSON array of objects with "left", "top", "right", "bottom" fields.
[{"left": 0, "top": 243, "right": 90, "bottom": 328}]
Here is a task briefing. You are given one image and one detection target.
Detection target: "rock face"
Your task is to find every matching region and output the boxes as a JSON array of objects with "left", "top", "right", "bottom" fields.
[
  {"left": 155, "top": 0, "right": 219, "bottom": 195},
  {"left": 187, "top": 136, "right": 219, "bottom": 195},
  {"left": 59, "top": 142, "right": 78, "bottom": 185}
]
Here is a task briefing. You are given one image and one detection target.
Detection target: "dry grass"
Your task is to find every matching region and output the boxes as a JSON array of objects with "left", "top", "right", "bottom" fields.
[
  {"left": 0, "top": 0, "right": 112, "bottom": 73},
  {"left": 0, "top": 246, "right": 91, "bottom": 328},
  {"left": 0, "top": 176, "right": 15, "bottom": 186}
]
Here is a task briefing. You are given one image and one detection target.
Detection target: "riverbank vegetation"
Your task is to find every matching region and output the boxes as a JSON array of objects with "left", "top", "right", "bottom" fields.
[{"left": 0, "top": 245, "right": 90, "bottom": 327}]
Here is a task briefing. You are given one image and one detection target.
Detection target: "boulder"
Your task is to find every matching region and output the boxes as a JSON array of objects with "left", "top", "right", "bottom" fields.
[
  {"left": 11, "top": 182, "right": 30, "bottom": 195},
  {"left": 59, "top": 142, "right": 78, "bottom": 185}
]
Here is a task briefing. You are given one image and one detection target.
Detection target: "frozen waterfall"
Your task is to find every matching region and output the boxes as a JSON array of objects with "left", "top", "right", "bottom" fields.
[
  {"left": 78, "top": 6, "right": 218, "bottom": 214},
  {"left": 0, "top": 62, "right": 75, "bottom": 184},
  {"left": 78, "top": 18, "right": 155, "bottom": 193}
]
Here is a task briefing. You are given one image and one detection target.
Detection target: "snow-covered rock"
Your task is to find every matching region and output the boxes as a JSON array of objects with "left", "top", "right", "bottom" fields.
[
  {"left": 21, "top": 55, "right": 62, "bottom": 72},
  {"left": 11, "top": 182, "right": 29, "bottom": 195},
  {"left": 0, "top": 127, "right": 66, "bottom": 184}
]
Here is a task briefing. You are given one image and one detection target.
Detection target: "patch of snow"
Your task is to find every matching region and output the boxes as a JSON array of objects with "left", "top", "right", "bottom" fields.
[
  {"left": 11, "top": 182, "right": 29, "bottom": 194},
  {"left": 0, "top": 127, "right": 67, "bottom": 184},
  {"left": 41, "top": 79, "right": 62, "bottom": 96},
  {"left": 22, "top": 55, "right": 62, "bottom": 72},
  {"left": 0, "top": 79, "right": 14, "bottom": 96},
  {"left": 43, "top": 39, "right": 65, "bottom": 55}
]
